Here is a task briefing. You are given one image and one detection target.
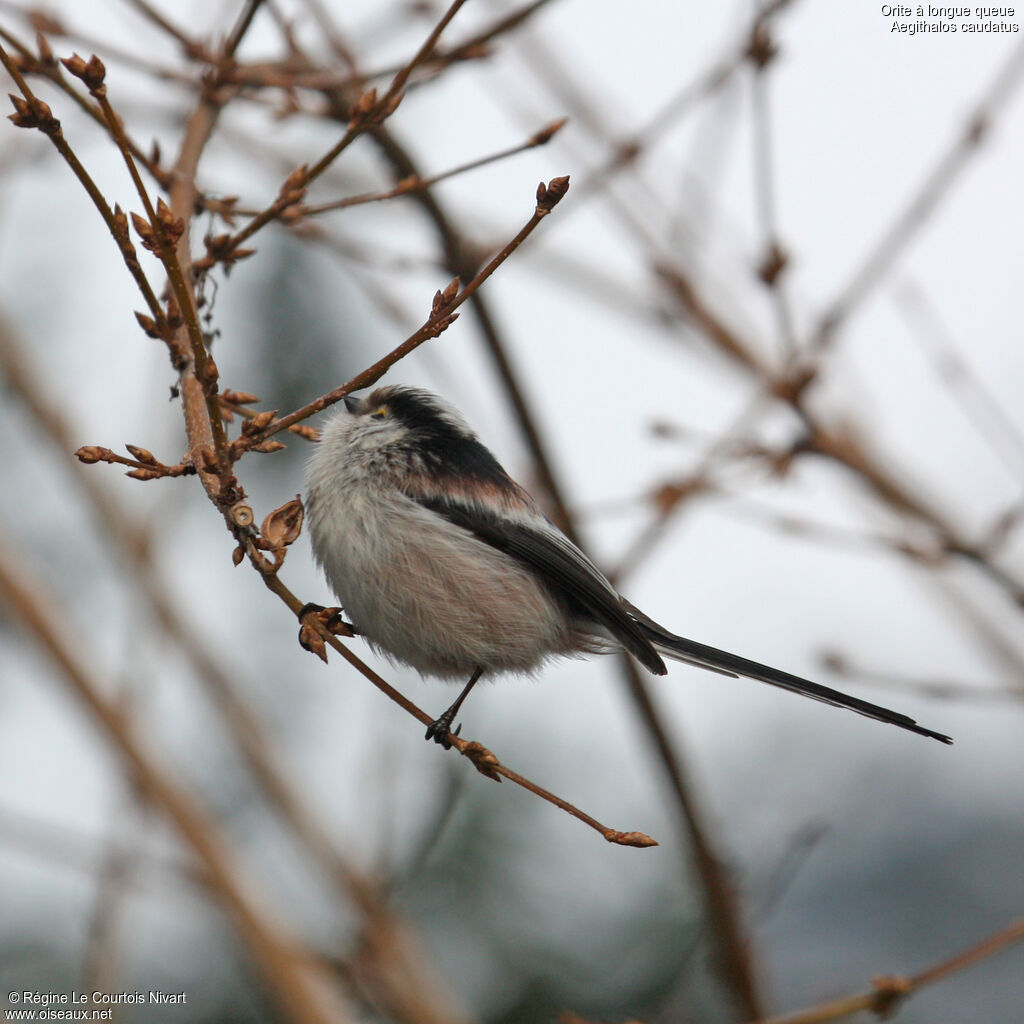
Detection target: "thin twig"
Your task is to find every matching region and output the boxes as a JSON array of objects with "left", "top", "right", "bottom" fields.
[
  {"left": 254, "top": 563, "right": 656, "bottom": 848},
  {"left": 302, "top": 118, "right": 566, "bottom": 216},
  {"left": 893, "top": 277, "right": 1024, "bottom": 482},
  {"left": 250, "top": 175, "right": 571, "bottom": 443},
  {"left": 753, "top": 917, "right": 1024, "bottom": 1024},
  {"left": 218, "top": 0, "right": 470, "bottom": 256},
  {"left": 0, "top": 312, "right": 468, "bottom": 1024},
  {"left": 0, "top": 535, "right": 350, "bottom": 1024},
  {"left": 0, "top": 41, "right": 166, "bottom": 325},
  {"left": 809, "top": 38, "right": 1024, "bottom": 354},
  {"left": 820, "top": 650, "right": 1023, "bottom": 704}
]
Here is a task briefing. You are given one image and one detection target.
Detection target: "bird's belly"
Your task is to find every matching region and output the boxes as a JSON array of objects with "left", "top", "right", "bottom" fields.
[{"left": 312, "top": 494, "right": 575, "bottom": 678}]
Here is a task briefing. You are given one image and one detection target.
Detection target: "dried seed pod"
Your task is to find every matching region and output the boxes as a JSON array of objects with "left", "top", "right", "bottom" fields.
[
  {"left": 134, "top": 312, "right": 159, "bottom": 338},
  {"left": 112, "top": 205, "right": 130, "bottom": 240},
  {"left": 281, "top": 164, "right": 308, "bottom": 194},
  {"left": 381, "top": 91, "right": 404, "bottom": 118},
  {"left": 165, "top": 295, "right": 183, "bottom": 328},
  {"left": 348, "top": 87, "right": 378, "bottom": 127},
  {"left": 198, "top": 356, "right": 219, "bottom": 389},
  {"left": 60, "top": 52, "right": 106, "bottom": 89},
  {"left": 261, "top": 496, "right": 304, "bottom": 550},
  {"left": 223, "top": 389, "right": 260, "bottom": 405},
  {"left": 298, "top": 622, "right": 328, "bottom": 662},
  {"left": 155, "top": 198, "right": 184, "bottom": 243},
  {"left": 8, "top": 94, "right": 60, "bottom": 134}
]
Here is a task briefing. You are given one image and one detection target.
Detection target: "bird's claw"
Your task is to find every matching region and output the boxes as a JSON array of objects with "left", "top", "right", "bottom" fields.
[{"left": 425, "top": 717, "right": 460, "bottom": 749}]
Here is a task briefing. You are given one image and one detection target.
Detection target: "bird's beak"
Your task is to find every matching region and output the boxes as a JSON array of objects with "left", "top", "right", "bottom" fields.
[{"left": 343, "top": 394, "right": 361, "bottom": 414}]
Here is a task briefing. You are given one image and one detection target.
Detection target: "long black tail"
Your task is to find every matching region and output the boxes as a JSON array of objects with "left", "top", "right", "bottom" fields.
[{"left": 635, "top": 618, "right": 953, "bottom": 744}]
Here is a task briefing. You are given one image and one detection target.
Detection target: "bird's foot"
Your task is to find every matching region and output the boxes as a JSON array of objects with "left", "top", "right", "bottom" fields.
[
  {"left": 297, "top": 602, "right": 355, "bottom": 636},
  {"left": 424, "top": 715, "right": 462, "bottom": 749}
]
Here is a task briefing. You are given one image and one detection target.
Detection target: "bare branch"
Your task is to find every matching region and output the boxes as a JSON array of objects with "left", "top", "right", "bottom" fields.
[{"left": 753, "top": 918, "right": 1024, "bottom": 1024}]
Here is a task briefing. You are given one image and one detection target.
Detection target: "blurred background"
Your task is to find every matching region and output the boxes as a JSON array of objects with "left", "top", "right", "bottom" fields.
[{"left": 1, "top": 2, "right": 1022, "bottom": 1022}]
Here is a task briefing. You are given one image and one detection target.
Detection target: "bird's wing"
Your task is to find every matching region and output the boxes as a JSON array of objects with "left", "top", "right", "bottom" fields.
[
  {"left": 404, "top": 491, "right": 951, "bottom": 745},
  {"left": 408, "top": 493, "right": 667, "bottom": 676}
]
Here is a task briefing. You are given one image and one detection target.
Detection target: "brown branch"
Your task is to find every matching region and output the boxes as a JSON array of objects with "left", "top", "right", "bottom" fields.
[
  {"left": 254, "top": 563, "right": 656, "bottom": 848},
  {"left": 893, "top": 277, "right": 1024, "bottom": 482},
  {"left": 248, "top": 175, "right": 571, "bottom": 444},
  {"left": 618, "top": 657, "right": 761, "bottom": 1015},
  {"left": 748, "top": 34, "right": 797, "bottom": 362},
  {"left": 753, "top": 917, "right": 1024, "bottom": 1024},
  {"left": 123, "top": 0, "right": 207, "bottom": 57},
  {"left": 286, "top": 5, "right": 767, "bottom": 1003},
  {"left": 0, "top": 23, "right": 176, "bottom": 187},
  {"left": 0, "top": 536, "right": 350, "bottom": 1024},
  {"left": 0, "top": 803, "right": 201, "bottom": 890},
  {"left": 0, "top": 314, "right": 466, "bottom": 1024},
  {"left": 302, "top": 117, "right": 566, "bottom": 216},
  {"left": 820, "top": 650, "right": 1024, "bottom": 704},
  {"left": 0, "top": 41, "right": 167, "bottom": 327},
  {"left": 809, "top": 37, "right": 1024, "bottom": 354},
  {"left": 652, "top": 260, "right": 1024, "bottom": 607},
  {"left": 569, "top": 0, "right": 799, "bottom": 209},
  {"left": 216, "top": 0, "right": 469, "bottom": 258}
]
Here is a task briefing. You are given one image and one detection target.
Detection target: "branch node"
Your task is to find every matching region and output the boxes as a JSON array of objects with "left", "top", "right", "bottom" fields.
[
  {"left": 230, "top": 502, "right": 255, "bottom": 529},
  {"left": 459, "top": 741, "right": 502, "bottom": 782}
]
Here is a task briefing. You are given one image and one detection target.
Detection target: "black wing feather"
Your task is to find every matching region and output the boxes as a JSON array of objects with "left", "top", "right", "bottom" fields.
[{"left": 412, "top": 495, "right": 667, "bottom": 676}]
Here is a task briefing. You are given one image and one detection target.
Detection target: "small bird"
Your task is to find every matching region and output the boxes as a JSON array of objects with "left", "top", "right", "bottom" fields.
[{"left": 306, "top": 385, "right": 952, "bottom": 747}]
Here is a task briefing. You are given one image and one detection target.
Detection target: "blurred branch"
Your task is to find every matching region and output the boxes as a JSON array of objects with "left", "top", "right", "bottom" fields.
[
  {"left": 299, "top": 17, "right": 768, "bottom": 1013},
  {"left": 748, "top": 18, "right": 797, "bottom": 362},
  {"left": 214, "top": 0, "right": 470, "bottom": 260},
  {"left": 292, "top": 10, "right": 769, "bottom": 1008},
  {"left": 247, "top": 174, "right": 571, "bottom": 444},
  {"left": 260, "top": 44, "right": 756, "bottom": 1015},
  {"left": 0, "top": 803, "right": 201, "bottom": 890},
  {"left": 618, "top": 657, "right": 762, "bottom": 1018},
  {"left": 302, "top": 117, "right": 566, "bottom": 215},
  {"left": 654, "top": 261, "right": 1024, "bottom": 608},
  {"left": 820, "top": 649, "right": 1024, "bottom": 703},
  {"left": 254, "top": 563, "right": 658, "bottom": 849},
  {"left": 0, "top": 534, "right": 350, "bottom": 1024},
  {"left": 519, "top": 0, "right": 798, "bottom": 218},
  {"left": 0, "top": 39, "right": 168, "bottom": 329},
  {"left": 0, "top": 311, "right": 468, "bottom": 1024},
  {"left": 810, "top": 38, "right": 1024, "bottom": 354},
  {"left": 753, "top": 917, "right": 1024, "bottom": 1024},
  {"left": 893, "top": 276, "right": 1024, "bottom": 484}
]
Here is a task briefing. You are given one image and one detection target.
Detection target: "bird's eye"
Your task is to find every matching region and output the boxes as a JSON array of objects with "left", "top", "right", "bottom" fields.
[{"left": 370, "top": 405, "right": 389, "bottom": 419}]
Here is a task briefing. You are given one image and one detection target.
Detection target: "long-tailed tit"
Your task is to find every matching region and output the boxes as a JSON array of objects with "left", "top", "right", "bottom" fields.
[{"left": 306, "top": 385, "right": 952, "bottom": 747}]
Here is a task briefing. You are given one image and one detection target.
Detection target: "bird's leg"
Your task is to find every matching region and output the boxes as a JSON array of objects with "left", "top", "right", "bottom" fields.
[{"left": 425, "top": 666, "right": 485, "bottom": 749}]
